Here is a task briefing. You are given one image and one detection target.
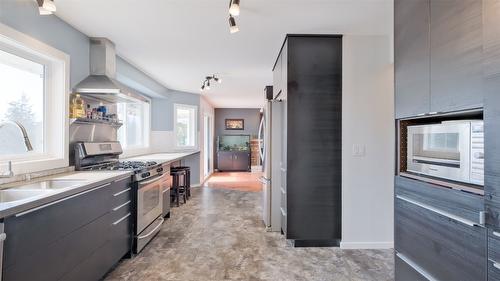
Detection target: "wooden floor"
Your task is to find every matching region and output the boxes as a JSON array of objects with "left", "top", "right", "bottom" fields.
[{"left": 202, "top": 172, "right": 263, "bottom": 192}]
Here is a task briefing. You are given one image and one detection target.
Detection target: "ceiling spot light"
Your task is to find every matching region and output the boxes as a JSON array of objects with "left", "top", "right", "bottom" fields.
[
  {"left": 200, "top": 75, "right": 222, "bottom": 93},
  {"left": 229, "top": 16, "right": 239, "bottom": 34},
  {"left": 229, "top": 0, "right": 240, "bottom": 16},
  {"left": 37, "top": 0, "right": 56, "bottom": 15}
]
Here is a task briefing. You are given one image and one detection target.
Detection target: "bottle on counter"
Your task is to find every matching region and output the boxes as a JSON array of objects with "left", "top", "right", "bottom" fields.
[{"left": 69, "top": 93, "right": 85, "bottom": 118}]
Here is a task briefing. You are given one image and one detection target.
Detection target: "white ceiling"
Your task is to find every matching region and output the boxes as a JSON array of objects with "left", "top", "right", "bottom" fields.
[{"left": 55, "top": 0, "right": 393, "bottom": 108}]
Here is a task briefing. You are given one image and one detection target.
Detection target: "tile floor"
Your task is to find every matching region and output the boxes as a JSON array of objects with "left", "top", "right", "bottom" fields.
[
  {"left": 203, "top": 172, "right": 263, "bottom": 192},
  {"left": 105, "top": 183, "right": 394, "bottom": 281}
]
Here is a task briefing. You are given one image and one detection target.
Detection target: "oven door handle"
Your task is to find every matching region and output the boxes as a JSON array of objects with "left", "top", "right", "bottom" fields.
[
  {"left": 139, "top": 173, "right": 168, "bottom": 187},
  {"left": 138, "top": 217, "right": 164, "bottom": 239}
]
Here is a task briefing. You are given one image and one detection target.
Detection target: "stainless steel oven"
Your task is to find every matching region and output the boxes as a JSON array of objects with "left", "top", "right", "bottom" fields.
[
  {"left": 135, "top": 173, "right": 165, "bottom": 253},
  {"left": 407, "top": 120, "right": 484, "bottom": 186}
]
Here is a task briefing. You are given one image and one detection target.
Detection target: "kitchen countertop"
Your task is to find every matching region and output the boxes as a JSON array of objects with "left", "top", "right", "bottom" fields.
[
  {"left": 0, "top": 171, "right": 132, "bottom": 219},
  {"left": 123, "top": 151, "right": 200, "bottom": 165}
]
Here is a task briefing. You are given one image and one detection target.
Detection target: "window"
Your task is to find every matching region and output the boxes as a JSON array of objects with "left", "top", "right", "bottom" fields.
[
  {"left": 174, "top": 104, "right": 198, "bottom": 149},
  {"left": 0, "top": 23, "right": 69, "bottom": 174},
  {"left": 117, "top": 100, "right": 151, "bottom": 151},
  {"left": 0, "top": 49, "right": 44, "bottom": 157}
]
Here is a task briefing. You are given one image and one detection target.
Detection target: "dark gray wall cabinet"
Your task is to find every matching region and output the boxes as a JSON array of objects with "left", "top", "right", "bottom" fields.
[
  {"left": 394, "top": 0, "right": 484, "bottom": 119},
  {"left": 3, "top": 177, "right": 132, "bottom": 281},
  {"left": 430, "top": 0, "right": 484, "bottom": 113},
  {"left": 394, "top": 0, "right": 431, "bottom": 119},
  {"left": 274, "top": 35, "right": 342, "bottom": 246}
]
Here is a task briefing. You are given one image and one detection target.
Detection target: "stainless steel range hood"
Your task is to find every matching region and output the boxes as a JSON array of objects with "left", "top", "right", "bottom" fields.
[{"left": 74, "top": 38, "right": 149, "bottom": 103}]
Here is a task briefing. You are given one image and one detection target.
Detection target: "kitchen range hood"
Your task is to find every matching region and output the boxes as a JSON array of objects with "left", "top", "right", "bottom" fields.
[{"left": 74, "top": 38, "right": 149, "bottom": 103}]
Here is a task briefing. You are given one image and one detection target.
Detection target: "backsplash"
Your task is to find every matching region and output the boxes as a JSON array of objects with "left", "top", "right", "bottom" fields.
[{"left": 0, "top": 166, "right": 75, "bottom": 186}]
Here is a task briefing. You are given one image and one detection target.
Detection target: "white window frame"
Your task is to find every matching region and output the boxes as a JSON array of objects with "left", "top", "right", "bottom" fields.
[
  {"left": 0, "top": 23, "right": 69, "bottom": 175},
  {"left": 118, "top": 99, "right": 152, "bottom": 158},
  {"left": 173, "top": 103, "right": 198, "bottom": 150}
]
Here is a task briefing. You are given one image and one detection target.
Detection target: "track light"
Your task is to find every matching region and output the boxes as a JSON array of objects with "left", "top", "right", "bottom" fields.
[
  {"left": 229, "top": 0, "right": 240, "bottom": 16},
  {"left": 200, "top": 75, "right": 222, "bottom": 92},
  {"left": 229, "top": 16, "right": 239, "bottom": 34},
  {"left": 37, "top": 0, "right": 56, "bottom": 15}
]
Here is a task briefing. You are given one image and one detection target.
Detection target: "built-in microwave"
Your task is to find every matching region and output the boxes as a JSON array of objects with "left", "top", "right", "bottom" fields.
[{"left": 407, "top": 120, "right": 484, "bottom": 186}]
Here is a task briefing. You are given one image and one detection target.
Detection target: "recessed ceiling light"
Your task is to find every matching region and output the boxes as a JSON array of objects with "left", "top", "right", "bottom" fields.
[
  {"left": 229, "top": 0, "right": 240, "bottom": 17},
  {"left": 229, "top": 16, "right": 239, "bottom": 34}
]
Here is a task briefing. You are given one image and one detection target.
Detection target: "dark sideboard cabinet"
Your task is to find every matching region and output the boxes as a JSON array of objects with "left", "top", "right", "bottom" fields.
[
  {"left": 394, "top": 0, "right": 500, "bottom": 280},
  {"left": 273, "top": 35, "right": 342, "bottom": 247}
]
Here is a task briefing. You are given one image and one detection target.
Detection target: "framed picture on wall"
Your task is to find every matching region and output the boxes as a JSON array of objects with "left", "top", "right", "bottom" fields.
[{"left": 225, "top": 119, "right": 244, "bottom": 130}]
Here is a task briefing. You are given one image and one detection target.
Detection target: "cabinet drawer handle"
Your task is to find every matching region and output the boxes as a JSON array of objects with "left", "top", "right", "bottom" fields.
[
  {"left": 113, "top": 187, "right": 131, "bottom": 197},
  {"left": 112, "top": 200, "right": 131, "bottom": 211},
  {"left": 397, "top": 253, "right": 438, "bottom": 281},
  {"left": 494, "top": 261, "right": 500, "bottom": 271},
  {"left": 493, "top": 231, "right": 500, "bottom": 238},
  {"left": 16, "top": 183, "right": 111, "bottom": 217},
  {"left": 112, "top": 213, "right": 131, "bottom": 225},
  {"left": 396, "top": 195, "right": 479, "bottom": 227},
  {"left": 113, "top": 176, "right": 131, "bottom": 183}
]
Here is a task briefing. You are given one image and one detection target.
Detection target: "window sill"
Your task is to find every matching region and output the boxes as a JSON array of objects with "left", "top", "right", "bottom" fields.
[
  {"left": 1, "top": 157, "right": 68, "bottom": 175},
  {"left": 120, "top": 147, "right": 152, "bottom": 158}
]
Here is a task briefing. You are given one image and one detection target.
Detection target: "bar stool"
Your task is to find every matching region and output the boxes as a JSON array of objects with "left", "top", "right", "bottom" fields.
[
  {"left": 170, "top": 169, "right": 187, "bottom": 207},
  {"left": 171, "top": 166, "right": 191, "bottom": 199}
]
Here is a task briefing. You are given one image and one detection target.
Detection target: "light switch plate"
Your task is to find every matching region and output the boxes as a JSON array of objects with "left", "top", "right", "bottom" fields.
[{"left": 352, "top": 144, "right": 366, "bottom": 157}]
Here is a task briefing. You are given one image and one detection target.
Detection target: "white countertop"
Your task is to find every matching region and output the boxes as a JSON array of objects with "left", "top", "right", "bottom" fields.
[
  {"left": 123, "top": 151, "right": 200, "bottom": 165},
  {"left": 0, "top": 170, "right": 132, "bottom": 218}
]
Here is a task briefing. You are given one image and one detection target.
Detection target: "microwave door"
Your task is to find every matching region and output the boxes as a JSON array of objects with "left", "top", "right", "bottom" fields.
[{"left": 407, "top": 123, "right": 471, "bottom": 183}]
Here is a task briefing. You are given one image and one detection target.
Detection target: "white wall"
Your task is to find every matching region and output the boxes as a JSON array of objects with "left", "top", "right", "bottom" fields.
[
  {"left": 341, "top": 35, "right": 394, "bottom": 249},
  {"left": 199, "top": 96, "right": 215, "bottom": 183}
]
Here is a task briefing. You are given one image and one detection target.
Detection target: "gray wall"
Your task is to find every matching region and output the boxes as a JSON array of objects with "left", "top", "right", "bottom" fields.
[
  {"left": 151, "top": 91, "right": 200, "bottom": 131},
  {"left": 0, "top": 0, "right": 90, "bottom": 88},
  {"left": 214, "top": 108, "right": 261, "bottom": 139},
  {"left": 214, "top": 108, "right": 261, "bottom": 169}
]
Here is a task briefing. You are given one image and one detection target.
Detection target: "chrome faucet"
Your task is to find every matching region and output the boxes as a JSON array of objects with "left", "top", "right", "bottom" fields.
[
  {"left": 0, "top": 121, "right": 34, "bottom": 178},
  {"left": 0, "top": 121, "right": 34, "bottom": 151}
]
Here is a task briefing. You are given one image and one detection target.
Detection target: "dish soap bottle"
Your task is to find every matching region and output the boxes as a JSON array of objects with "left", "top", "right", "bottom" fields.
[{"left": 69, "top": 93, "right": 85, "bottom": 118}]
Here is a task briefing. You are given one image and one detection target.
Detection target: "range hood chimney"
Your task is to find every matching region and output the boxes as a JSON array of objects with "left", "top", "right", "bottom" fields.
[{"left": 74, "top": 38, "right": 149, "bottom": 103}]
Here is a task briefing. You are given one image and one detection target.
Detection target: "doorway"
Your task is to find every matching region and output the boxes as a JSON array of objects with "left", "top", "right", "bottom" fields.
[{"left": 203, "top": 114, "right": 212, "bottom": 178}]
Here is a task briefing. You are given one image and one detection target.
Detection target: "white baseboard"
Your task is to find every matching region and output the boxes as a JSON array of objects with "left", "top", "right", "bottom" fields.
[{"left": 340, "top": 241, "right": 394, "bottom": 249}]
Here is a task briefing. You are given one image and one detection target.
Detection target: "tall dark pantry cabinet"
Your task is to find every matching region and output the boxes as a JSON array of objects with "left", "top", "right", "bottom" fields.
[
  {"left": 394, "top": 0, "right": 500, "bottom": 280},
  {"left": 273, "top": 35, "right": 342, "bottom": 247}
]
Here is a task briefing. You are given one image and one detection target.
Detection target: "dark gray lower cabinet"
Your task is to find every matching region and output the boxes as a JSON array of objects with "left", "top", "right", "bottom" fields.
[
  {"left": 395, "top": 255, "right": 428, "bottom": 281},
  {"left": 395, "top": 196, "right": 487, "bottom": 281},
  {"left": 2, "top": 176, "right": 132, "bottom": 281}
]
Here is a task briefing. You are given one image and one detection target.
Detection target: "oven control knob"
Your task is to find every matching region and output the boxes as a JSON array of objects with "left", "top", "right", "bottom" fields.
[
  {"left": 157, "top": 167, "right": 163, "bottom": 173},
  {"left": 142, "top": 172, "right": 150, "bottom": 178}
]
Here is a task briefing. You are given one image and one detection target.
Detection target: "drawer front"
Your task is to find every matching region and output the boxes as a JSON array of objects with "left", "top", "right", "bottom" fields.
[
  {"left": 110, "top": 199, "right": 132, "bottom": 223},
  {"left": 395, "top": 197, "right": 487, "bottom": 281},
  {"left": 395, "top": 176, "right": 484, "bottom": 224},
  {"left": 110, "top": 176, "right": 132, "bottom": 195},
  {"left": 4, "top": 182, "right": 113, "bottom": 268},
  {"left": 489, "top": 229, "right": 500, "bottom": 264},
  {"left": 4, "top": 211, "right": 111, "bottom": 281},
  {"left": 489, "top": 259, "right": 500, "bottom": 281},
  {"left": 111, "top": 187, "right": 132, "bottom": 210},
  {"left": 395, "top": 254, "right": 429, "bottom": 281}
]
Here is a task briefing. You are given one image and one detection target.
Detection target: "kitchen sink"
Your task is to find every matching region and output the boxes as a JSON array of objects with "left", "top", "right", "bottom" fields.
[
  {"left": 9, "top": 179, "right": 87, "bottom": 190},
  {"left": 0, "top": 189, "right": 51, "bottom": 203}
]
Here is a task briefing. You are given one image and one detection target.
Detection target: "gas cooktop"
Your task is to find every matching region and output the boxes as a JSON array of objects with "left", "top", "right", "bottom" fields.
[{"left": 82, "top": 160, "right": 158, "bottom": 172}]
